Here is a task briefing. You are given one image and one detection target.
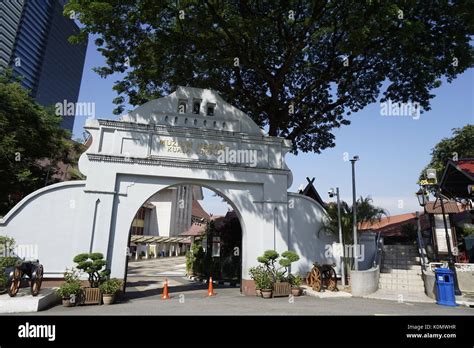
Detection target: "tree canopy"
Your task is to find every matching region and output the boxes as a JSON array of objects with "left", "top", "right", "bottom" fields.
[
  {"left": 0, "top": 73, "right": 72, "bottom": 215},
  {"left": 419, "top": 125, "right": 474, "bottom": 181},
  {"left": 65, "top": 0, "right": 473, "bottom": 153}
]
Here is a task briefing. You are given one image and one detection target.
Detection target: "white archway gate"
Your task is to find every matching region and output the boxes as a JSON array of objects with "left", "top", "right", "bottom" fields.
[{"left": 0, "top": 87, "right": 337, "bottom": 295}]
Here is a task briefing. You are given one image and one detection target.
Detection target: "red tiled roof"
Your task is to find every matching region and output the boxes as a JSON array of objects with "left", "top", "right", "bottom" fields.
[
  {"left": 359, "top": 212, "right": 431, "bottom": 237},
  {"left": 192, "top": 200, "right": 210, "bottom": 219},
  {"left": 359, "top": 213, "right": 418, "bottom": 230},
  {"left": 180, "top": 222, "right": 205, "bottom": 237},
  {"left": 457, "top": 159, "right": 474, "bottom": 177},
  {"left": 425, "top": 200, "right": 461, "bottom": 214}
]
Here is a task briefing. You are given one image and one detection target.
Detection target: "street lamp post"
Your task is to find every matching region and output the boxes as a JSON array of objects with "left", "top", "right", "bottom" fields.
[
  {"left": 350, "top": 156, "right": 359, "bottom": 271},
  {"left": 416, "top": 182, "right": 462, "bottom": 296},
  {"left": 329, "top": 187, "right": 345, "bottom": 287}
]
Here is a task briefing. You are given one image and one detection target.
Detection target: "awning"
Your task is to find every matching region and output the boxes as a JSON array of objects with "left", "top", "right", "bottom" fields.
[
  {"left": 130, "top": 235, "right": 191, "bottom": 244},
  {"left": 440, "top": 159, "right": 474, "bottom": 199}
]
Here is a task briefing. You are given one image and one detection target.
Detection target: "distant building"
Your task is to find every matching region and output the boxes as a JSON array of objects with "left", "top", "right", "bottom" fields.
[
  {"left": 129, "top": 185, "right": 206, "bottom": 258},
  {"left": 131, "top": 185, "right": 205, "bottom": 237},
  {"left": 0, "top": 0, "right": 87, "bottom": 132}
]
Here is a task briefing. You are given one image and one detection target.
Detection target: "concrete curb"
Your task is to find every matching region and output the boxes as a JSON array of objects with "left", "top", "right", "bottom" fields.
[{"left": 302, "top": 285, "right": 352, "bottom": 299}]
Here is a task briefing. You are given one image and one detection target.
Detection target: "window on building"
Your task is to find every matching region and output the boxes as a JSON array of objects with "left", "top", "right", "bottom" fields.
[
  {"left": 178, "top": 99, "right": 187, "bottom": 114},
  {"left": 130, "top": 207, "right": 146, "bottom": 235},
  {"left": 192, "top": 99, "right": 201, "bottom": 114},
  {"left": 206, "top": 103, "right": 215, "bottom": 116}
]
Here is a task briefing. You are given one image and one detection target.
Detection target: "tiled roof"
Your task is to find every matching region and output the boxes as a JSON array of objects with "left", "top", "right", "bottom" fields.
[
  {"left": 180, "top": 222, "right": 206, "bottom": 236},
  {"left": 359, "top": 213, "right": 418, "bottom": 230},
  {"left": 192, "top": 200, "right": 210, "bottom": 219},
  {"left": 457, "top": 159, "right": 474, "bottom": 177},
  {"left": 425, "top": 200, "right": 461, "bottom": 214},
  {"left": 359, "top": 212, "right": 431, "bottom": 237}
]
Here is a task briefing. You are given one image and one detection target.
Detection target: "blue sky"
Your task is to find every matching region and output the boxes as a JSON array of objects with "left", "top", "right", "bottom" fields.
[{"left": 73, "top": 38, "right": 474, "bottom": 217}]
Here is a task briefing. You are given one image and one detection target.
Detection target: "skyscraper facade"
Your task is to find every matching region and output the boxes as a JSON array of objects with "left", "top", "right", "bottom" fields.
[{"left": 0, "top": 0, "right": 87, "bottom": 132}]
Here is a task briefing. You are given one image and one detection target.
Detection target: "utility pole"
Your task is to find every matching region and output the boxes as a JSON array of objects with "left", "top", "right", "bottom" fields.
[{"left": 350, "top": 156, "right": 359, "bottom": 271}]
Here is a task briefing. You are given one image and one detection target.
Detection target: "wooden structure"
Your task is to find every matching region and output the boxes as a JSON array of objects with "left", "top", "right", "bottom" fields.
[
  {"left": 272, "top": 282, "right": 291, "bottom": 297},
  {"left": 306, "top": 263, "right": 338, "bottom": 292},
  {"left": 7, "top": 260, "right": 43, "bottom": 297}
]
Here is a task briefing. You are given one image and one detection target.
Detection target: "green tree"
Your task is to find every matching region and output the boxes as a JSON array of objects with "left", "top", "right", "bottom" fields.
[
  {"left": 419, "top": 125, "right": 474, "bottom": 182},
  {"left": 321, "top": 196, "right": 388, "bottom": 244},
  {"left": 0, "top": 73, "right": 72, "bottom": 215},
  {"left": 65, "top": 0, "right": 473, "bottom": 153}
]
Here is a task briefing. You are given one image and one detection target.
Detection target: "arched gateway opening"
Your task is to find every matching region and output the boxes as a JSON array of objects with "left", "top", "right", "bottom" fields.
[
  {"left": 124, "top": 184, "right": 243, "bottom": 296},
  {"left": 0, "top": 87, "right": 336, "bottom": 297}
]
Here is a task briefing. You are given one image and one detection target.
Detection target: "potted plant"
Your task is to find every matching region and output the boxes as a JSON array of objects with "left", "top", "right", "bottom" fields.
[
  {"left": 249, "top": 265, "right": 266, "bottom": 297},
  {"left": 257, "top": 250, "right": 300, "bottom": 297},
  {"left": 260, "top": 270, "right": 273, "bottom": 299},
  {"left": 56, "top": 269, "right": 82, "bottom": 307},
  {"left": 289, "top": 274, "right": 302, "bottom": 296},
  {"left": 57, "top": 282, "right": 82, "bottom": 307},
  {"left": 99, "top": 278, "right": 123, "bottom": 305},
  {"left": 73, "top": 252, "right": 109, "bottom": 305}
]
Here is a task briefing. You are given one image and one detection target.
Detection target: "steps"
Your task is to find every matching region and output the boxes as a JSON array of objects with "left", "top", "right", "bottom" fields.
[{"left": 378, "top": 245, "right": 425, "bottom": 292}]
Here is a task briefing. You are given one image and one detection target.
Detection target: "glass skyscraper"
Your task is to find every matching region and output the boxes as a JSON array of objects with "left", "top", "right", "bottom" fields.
[{"left": 0, "top": 0, "right": 87, "bottom": 132}]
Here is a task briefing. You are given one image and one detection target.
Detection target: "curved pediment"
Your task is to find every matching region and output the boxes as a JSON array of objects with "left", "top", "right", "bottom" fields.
[
  {"left": 119, "top": 86, "right": 264, "bottom": 136},
  {"left": 80, "top": 87, "right": 293, "bottom": 188}
]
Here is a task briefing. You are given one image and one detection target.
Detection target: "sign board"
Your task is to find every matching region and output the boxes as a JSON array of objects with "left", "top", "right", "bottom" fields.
[
  {"left": 433, "top": 214, "right": 454, "bottom": 253},
  {"left": 419, "top": 178, "right": 437, "bottom": 186}
]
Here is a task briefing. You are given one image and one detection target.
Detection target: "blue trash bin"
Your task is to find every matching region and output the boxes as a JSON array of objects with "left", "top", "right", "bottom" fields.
[{"left": 434, "top": 268, "right": 457, "bottom": 306}]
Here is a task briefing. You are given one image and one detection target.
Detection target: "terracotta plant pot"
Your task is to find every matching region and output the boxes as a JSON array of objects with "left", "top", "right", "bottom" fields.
[
  {"left": 102, "top": 294, "right": 115, "bottom": 305},
  {"left": 62, "top": 297, "right": 74, "bottom": 307},
  {"left": 255, "top": 289, "right": 262, "bottom": 297},
  {"left": 261, "top": 289, "right": 272, "bottom": 299},
  {"left": 291, "top": 287, "right": 301, "bottom": 297}
]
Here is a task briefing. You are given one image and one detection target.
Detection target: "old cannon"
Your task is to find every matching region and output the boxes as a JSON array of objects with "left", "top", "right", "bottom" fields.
[
  {"left": 6, "top": 260, "right": 44, "bottom": 297},
  {"left": 306, "top": 263, "right": 338, "bottom": 292}
]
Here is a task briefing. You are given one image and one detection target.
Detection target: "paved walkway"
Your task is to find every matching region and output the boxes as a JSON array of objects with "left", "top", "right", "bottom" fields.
[
  {"left": 126, "top": 256, "right": 189, "bottom": 292},
  {"left": 29, "top": 286, "right": 474, "bottom": 315},
  {"left": 9, "top": 257, "right": 474, "bottom": 315},
  {"left": 364, "top": 289, "right": 435, "bottom": 303}
]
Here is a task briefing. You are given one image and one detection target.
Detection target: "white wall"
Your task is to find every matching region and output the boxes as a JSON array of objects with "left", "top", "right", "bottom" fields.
[
  {"left": 0, "top": 182, "right": 93, "bottom": 278},
  {"left": 288, "top": 193, "right": 338, "bottom": 276},
  {"left": 146, "top": 190, "right": 174, "bottom": 237}
]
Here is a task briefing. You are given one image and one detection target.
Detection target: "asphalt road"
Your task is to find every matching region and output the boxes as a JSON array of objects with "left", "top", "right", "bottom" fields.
[
  {"left": 19, "top": 257, "right": 474, "bottom": 315},
  {"left": 32, "top": 282, "right": 474, "bottom": 316}
]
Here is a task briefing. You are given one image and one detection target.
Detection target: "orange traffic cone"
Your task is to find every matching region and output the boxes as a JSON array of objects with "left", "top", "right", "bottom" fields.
[
  {"left": 207, "top": 277, "right": 216, "bottom": 297},
  {"left": 162, "top": 278, "right": 170, "bottom": 300}
]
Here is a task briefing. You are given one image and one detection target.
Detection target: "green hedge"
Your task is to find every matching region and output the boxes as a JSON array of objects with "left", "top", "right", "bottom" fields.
[{"left": 0, "top": 257, "right": 19, "bottom": 289}]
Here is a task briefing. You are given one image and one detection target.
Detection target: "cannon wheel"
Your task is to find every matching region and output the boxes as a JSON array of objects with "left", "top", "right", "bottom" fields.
[
  {"left": 31, "top": 265, "right": 43, "bottom": 296},
  {"left": 326, "top": 267, "right": 338, "bottom": 291},
  {"left": 311, "top": 267, "right": 322, "bottom": 292},
  {"left": 7, "top": 267, "right": 21, "bottom": 297}
]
